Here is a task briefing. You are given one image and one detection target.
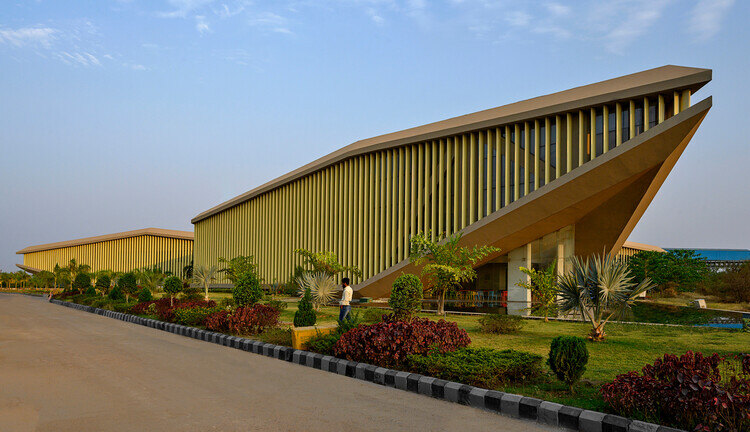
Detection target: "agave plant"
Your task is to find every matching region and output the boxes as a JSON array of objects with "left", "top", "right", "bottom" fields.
[
  {"left": 557, "top": 253, "right": 654, "bottom": 341},
  {"left": 297, "top": 271, "right": 340, "bottom": 310}
]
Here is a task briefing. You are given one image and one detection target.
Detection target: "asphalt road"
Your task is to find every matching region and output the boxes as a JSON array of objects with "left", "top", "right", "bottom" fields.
[{"left": 0, "top": 294, "right": 557, "bottom": 432}]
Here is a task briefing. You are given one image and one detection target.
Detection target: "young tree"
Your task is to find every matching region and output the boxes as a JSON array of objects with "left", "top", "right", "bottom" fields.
[
  {"left": 557, "top": 254, "right": 654, "bottom": 341},
  {"left": 409, "top": 232, "right": 500, "bottom": 315},
  {"left": 66, "top": 259, "right": 91, "bottom": 287},
  {"left": 163, "top": 276, "right": 182, "bottom": 307},
  {"left": 192, "top": 265, "right": 217, "bottom": 301},
  {"left": 117, "top": 272, "right": 138, "bottom": 303},
  {"left": 218, "top": 256, "right": 259, "bottom": 284},
  {"left": 518, "top": 262, "right": 558, "bottom": 322},
  {"left": 295, "top": 249, "right": 362, "bottom": 278},
  {"left": 96, "top": 274, "right": 111, "bottom": 296},
  {"left": 73, "top": 273, "right": 92, "bottom": 294},
  {"left": 52, "top": 264, "right": 68, "bottom": 290}
]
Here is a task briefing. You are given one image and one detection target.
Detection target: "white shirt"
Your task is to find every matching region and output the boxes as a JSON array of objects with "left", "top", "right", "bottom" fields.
[{"left": 340, "top": 285, "right": 353, "bottom": 306}]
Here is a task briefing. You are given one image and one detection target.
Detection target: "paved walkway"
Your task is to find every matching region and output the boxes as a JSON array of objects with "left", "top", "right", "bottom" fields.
[{"left": 0, "top": 294, "right": 557, "bottom": 432}]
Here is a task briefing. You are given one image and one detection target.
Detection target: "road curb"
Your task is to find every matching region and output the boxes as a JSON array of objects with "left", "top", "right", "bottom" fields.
[{"left": 48, "top": 298, "right": 684, "bottom": 432}]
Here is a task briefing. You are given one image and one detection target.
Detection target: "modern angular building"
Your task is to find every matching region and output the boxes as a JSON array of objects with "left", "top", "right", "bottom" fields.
[
  {"left": 192, "top": 65, "right": 712, "bottom": 314},
  {"left": 16, "top": 228, "right": 194, "bottom": 277}
]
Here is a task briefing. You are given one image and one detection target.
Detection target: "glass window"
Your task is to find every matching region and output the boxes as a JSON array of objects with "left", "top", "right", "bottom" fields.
[
  {"left": 595, "top": 110, "right": 603, "bottom": 157},
  {"left": 621, "top": 105, "right": 630, "bottom": 142},
  {"left": 608, "top": 108, "right": 616, "bottom": 147}
]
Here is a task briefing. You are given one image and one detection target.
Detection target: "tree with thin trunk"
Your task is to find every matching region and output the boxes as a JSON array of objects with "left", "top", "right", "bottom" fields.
[
  {"left": 518, "top": 262, "right": 558, "bottom": 322},
  {"left": 409, "top": 232, "right": 499, "bottom": 315},
  {"left": 192, "top": 265, "right": 217, "bottom": 301},
  {"left": 557, "top": 253, "right": 654, "bottom": 341}
]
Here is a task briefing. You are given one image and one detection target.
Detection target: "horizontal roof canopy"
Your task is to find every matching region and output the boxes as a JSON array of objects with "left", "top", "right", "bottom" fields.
[
  {"left": 16, "top": 228, "right": 194, "bottom": 254},
  {"left": 192, "top": 65, "right": 711, "bottom": 223}
]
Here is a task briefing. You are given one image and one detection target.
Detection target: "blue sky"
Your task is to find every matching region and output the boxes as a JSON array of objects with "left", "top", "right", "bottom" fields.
[{"left": 1, "top": 0, "right": 748, "bottom": 271}]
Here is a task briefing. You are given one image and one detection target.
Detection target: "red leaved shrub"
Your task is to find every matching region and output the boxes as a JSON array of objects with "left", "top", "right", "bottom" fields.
[
  {"left": 151, "top": 298, "right": 216, "bottom": 322},
  {"left": 205, "top": 310, "right": 230, "bottom": 332},
  {"left": 332, "top": 316, "right": 471, "bottom": 368},
  {"left": 601, "top": 351, "right": 750, "bottom": 432},
  {"left": 129, "top": 300, "right": 158, "bottom": 315},
  {"left": 227, "top": 304, "right": 280, "bottom": 335}
]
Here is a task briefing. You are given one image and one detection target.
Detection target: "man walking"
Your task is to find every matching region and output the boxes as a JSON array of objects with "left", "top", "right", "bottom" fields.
[{"left": 339, "top": 278, "right": 353, "bottom": 322}]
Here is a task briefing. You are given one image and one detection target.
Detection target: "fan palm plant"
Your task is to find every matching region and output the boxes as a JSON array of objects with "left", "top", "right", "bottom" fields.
[
  {"left": 137, "top": 266, "right": 166, "bottom": 293},
  {"left": 192, "top": 265, "right": 218, "bottom": 301},
  {"left": 297, "top": 272, "right": 340, "bottom": 310},
  {"left": 557, "top": 253, "right": 654, "bottom": 341}
]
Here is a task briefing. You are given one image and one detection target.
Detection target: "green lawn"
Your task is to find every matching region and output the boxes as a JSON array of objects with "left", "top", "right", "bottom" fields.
[{"left": 646, "top": 291, "right": 750, "bottom": 312}]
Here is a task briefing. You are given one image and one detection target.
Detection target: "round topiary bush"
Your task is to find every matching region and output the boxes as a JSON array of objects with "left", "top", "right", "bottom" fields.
[
  {"left": 117, "top": 272, "right": 138, "bottom": 303},
  {"left": 232, "top": 271, "right": 263, "bottom": 307},
  {"left": 73, "top": 273, "right": 92, "bottom": 293},
  {"left": 163, "top": 276, "right": 182, "bottom": 307},
  {"left": 389, "top": 273, "right": 423, "bottom": 319},
  {"left": 108, "top": 284, "right": 124, "bottom": 301},
  {"left": 548, "top": 335, "right": 589, "bottom": 392},
  {"left": 95, "top": 275, "right": 111, "bottom": 295},
  {"left": 294, "top": 287, "right": 316, "bottom": 327},
  {"left": 138, "top": 286, "right": 153, "bottom": 302}
]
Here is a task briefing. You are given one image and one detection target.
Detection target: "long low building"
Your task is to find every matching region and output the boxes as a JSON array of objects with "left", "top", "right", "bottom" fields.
[
  {"left": 192, "top": 65, "right": 712, "bottom": 314},
  {"left": 16, "top": 228, "right": 194, "bottom": 277}
]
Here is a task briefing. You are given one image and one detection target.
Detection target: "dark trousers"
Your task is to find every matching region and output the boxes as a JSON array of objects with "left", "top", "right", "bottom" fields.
[{"left": 339, "top": 305, "right": 351, "bottom": 321}]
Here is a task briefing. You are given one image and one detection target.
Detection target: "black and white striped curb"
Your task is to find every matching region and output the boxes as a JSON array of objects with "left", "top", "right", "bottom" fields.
[{"left": 49, "top": 299, "right": 684, "bottom": 432}]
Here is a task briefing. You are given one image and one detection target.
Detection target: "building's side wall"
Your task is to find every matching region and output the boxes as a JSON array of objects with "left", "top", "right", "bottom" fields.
[
  {"left": 195, "top": 90, "right": 690, "bottom": 285},
  {"left": 23, "top": 235, "right": 193, "bottom": 277}
]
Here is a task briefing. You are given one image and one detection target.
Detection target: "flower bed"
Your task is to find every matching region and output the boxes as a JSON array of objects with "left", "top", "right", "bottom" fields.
[
  {"left": 333, "top": 315, "right": 471, "bottom": 368},
  {"left": 601, "top": 351, "right": 750, "bottom": 431}
]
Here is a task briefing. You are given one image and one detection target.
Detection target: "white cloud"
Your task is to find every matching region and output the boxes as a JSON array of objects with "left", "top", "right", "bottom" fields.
[
  {"left": 249, "top": 12, "right": 293, "bottom": 35},
  {"left": 505, "top": 10, "right": 531, "bottom": 27},
  {"left": 56, "top": 51, "right": 102, "bottom": 67},
  {"left": 196, "top": 15, "right": 211, "bottom": 34},
  {"left": 546, "top": 2, "right": 570, "bottom": 17},
  {"left": 366, "top": 8, "right": 385, "bottom": 25},
  {"left": 158, "top": 0, "right": 215, "bottom": 18},
  {"left": 601, "top": 0, "right": 671, "bottom": 53},
  {"left": 0, "top": 26, "right": 57, "bottom": 48},
  {"left": 690, "top": 0, "right": 735, "bottom": 41}
]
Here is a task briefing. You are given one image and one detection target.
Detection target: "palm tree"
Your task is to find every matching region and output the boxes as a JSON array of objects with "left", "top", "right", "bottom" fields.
[
  {"left": 192, "top": 265, "right": 217, "bottom": 301},
  {"left": 556, "top": 253, "right": 655, "bottom": 341},
  {"left": 137, "top": 266, "right": 166, "bottom": 293}
]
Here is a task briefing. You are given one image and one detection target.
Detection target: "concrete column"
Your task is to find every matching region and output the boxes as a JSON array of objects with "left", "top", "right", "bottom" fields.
[{"left": 507, "top": 244, "right": 532, "bottom": 316}]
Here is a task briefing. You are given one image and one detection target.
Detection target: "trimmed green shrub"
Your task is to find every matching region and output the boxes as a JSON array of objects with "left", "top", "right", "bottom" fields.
[
  {"left": 84, "top": 285, "right": 97, "bottom": 297},
  {"left": 174, "top": 305, "right": 222, "bottom": 326},
  {"left": 117, "top": 273, "right": 138, "bottom": 303},
  {"left": 294, "top": 288, "right": 316, "bottom": 327},
  {"left": 389, "top": 273, "right": 423, "bottom": 319},
  {"left": 306, "top": 331, "right": 340, "bottom": 355},
  {"left": 548, "top": 336, "right": 589, "bottom": 392},
  {"left": 113, "top": 302, "right": 132, "bottom": 313},
  {"left": 232, "top": 271, "right": 263, "bottom": 307},
  {"left": 408, "top": 348, "right": 543, "bottom": 387},
  {"left": 108, "top": 284, "right": 124, "bottom": 301},
  {"left": 257, "top": 328, "right": 292, "bottom": 346},
  {"left": 90, "top": 298, "right": 109, "bottom": 308},
  {"left": 138, "top": 287, "right": 153, "bottom": 302},
  {"left": 73, "top": 273, "right": 92, "bottom": 293},
  {"left": 479, "top": 313, "right": 525, "bottom": 334},
  {"left": 95, "top": 275, "right": 110, "bottom": 294},
  {"left": 163, "top": 276, "right": 182, "bottom": 306}
]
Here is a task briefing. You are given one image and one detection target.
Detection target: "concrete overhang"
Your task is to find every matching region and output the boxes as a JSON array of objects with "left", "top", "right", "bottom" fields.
[{"left": 354, "top": 96, "right": 712, "bottom": 298}]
